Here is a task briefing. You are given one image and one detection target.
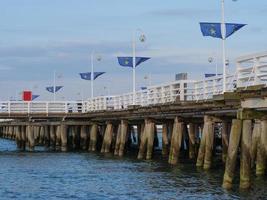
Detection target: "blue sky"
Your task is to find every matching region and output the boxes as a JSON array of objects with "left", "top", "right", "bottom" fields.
[{"left": 0, "top": 0, "right": 266, "bottom": 100}]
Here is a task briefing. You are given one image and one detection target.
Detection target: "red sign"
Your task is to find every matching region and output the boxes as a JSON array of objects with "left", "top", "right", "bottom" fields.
[{"left": 22, "top": 91, "right": 32, "bottom": 101}]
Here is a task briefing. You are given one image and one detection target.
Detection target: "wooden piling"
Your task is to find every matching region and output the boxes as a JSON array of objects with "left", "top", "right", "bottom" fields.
[
  {"left": 56, "top": 125, "right": 61, "bottom": 147},
  {"left": 203, "top": 118, "right": 215, "bottom": 170},
  {"left": 39, "top": 126, "right": 45, "bottom": 145},
  {"left": 146, "top": 120, "right": 155, "bottom": 160},
  {"left": 188, "top": 123, "right": 196, "bottom": 159},
  {"left": 162, "top": 123, "right": 169, "bottom": 157},
  {"left": 88, "top": 124, "right": 98, "bottom": 151},
  {"left": 27, "top": 125, "right": 35, "bottom": 151},
  {"left": 240, "top": 120, "right": 252, "bottom": 189},
  {"left": 60, "top": 124, "right": 68, "bottom": 152},
  {"left": 114, "top": 124, "right": 121, "bottom": 156},
  {"left": 222, "top": 119, "right": 242, "bottom": 190},
  {"left": 101, "top": 122, "right": 113, "bottom": 153},
  {"left": 222, "top": 122, "right": 229, "bottom": 163},
  {"left": 49, "top": 125, "right": 56, "bottom": 148},
  {"left": 168, "top": 117, "right": 184, "bottom": 165},
  {"left": 251, "top": 120, "right": 260, "bottom": 169},
  {"left": 256, "top": 120, "right": 267, "bottom": 176},
  {"left": 21, "top": 126, "right": 26, "bottom": 150},
  {"left": 44, "top": 126, "right": 50, "bottom": 147},
  {"left": 137, "top": 121, "right": 147, "bottom": 160},
  {"left": 196, "top": 116, "right": 214, "bottom": 169},
  {"left": 80, "top": 125, "right": 88, "bottom": 150},
  {"left": 119, "top": 120, "right": 128, "bottom": 157}
]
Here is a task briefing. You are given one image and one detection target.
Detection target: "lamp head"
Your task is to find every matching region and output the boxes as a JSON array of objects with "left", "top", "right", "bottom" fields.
[
  {"left": 139, "top": 34, "right": 146, "bottom": 42},
  {"left": 208, "top": 57, "right": 213, "bottom": 63},
  {"left": 96, "top": 55, "right": 102, "bottom": 61}
]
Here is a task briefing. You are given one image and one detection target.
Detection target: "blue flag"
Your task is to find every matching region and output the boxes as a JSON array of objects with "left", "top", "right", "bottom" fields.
[
  {"left": 79, "top": 72, "right": 105, "bottom": 80},
  {"left": 225, "top": 23, "right": 246, "bottom": 38},
  {"left": 117, "top": 57, "right": 150, "bottom": 68},
  {"left": 200, "top": 22, "right": 246, "bottom": 39},
  {"left": 46, "top": 86, "right": 63, "bottom": 93},
  {"left": 200, "top": 23, "right": 222, "bottom": 39},
  {"left": 32, "top": 95, "right": 40, "bottom": 100}
]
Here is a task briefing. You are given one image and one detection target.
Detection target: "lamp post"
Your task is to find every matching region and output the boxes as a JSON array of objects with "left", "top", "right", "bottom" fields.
[
  {"left": 144, "top": 73, "right": 152, "bottom": 87},
  {"left": 221, "top": 0, "right": 238, "bottom": 92},
  {"left": 132, "top": 29, "right": 146, "bottom": 105},
  {"left": 90, "top": 52, "right": 102, "bottom": 99}
]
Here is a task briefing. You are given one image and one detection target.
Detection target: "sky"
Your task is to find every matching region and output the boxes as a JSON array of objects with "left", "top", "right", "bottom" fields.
[{"left": 0, "top": 0, "right": 266, "bottom": 101}]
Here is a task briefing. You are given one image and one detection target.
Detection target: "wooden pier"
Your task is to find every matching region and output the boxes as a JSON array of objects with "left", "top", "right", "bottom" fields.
[{"left": 1, "top": 85, "right": 267, "bottom": 190}]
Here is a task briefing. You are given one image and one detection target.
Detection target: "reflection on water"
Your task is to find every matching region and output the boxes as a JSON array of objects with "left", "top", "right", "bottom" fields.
[{"left": 0, "top": 139, "right": 266, "bottom": 200}]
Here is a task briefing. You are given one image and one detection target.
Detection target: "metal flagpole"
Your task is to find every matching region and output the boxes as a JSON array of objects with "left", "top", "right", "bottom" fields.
[
  {"left": 53, "top": 70, "right": 56, "bottom": 101},
  {"left": 221, "top": 0, "right": 227, "bottom": 93},
  {"left": 132, "top": 32, "right": 136, "bottom": 105},
  {"left": 91, "top": 52, "right": 94, "bottom": 99}
]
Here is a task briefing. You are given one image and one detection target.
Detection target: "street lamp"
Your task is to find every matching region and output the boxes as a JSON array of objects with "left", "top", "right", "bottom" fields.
[
  {"left": 208, "top": 52, "right": 218, "bottom": 76},
  {"left": 132, "top": 29, "right": 146, "bottom": 104},
  {"left": 144, "top": 73, "right": 152, "bottom": 86},
  {"left": 221, "top": 0, "right": 238, "bottom": 92}
]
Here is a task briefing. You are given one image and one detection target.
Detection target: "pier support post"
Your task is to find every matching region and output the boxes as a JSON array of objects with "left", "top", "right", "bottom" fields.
[
  {"left": 168, "top": 117, "right": 184, "bottom": 165},
  {"left": 188, "top": 123, "right": 196, "bottom": 159},
  {"left": 44, "top": 126, "right": 50, "bottom": 147},
  {"left": 39, "top": 126, "right": 45, "bottom": 145},
  {"left": 256, "top": 120, "right": 267, "bottom": 176},
  {"left": 21, "top": 126, "right": 26, "bottom": 150},
  {"left": 222, "top": 122, "right": 229, "bottom": 163},
  {"left": 80, "top": 125, "right": 88, "bottom": 150},
  {"left": 114, "top": 124, "right": 121, "bottom": 156},
  {"left": 15, "top": 126, "right": 22, "bottom": 149},
  {"left": 162, "top": 123, "right": 169, "bottom": 157},
  {"left": 118, "top": 120, "right": 128, "bottom": 157},
  {"left": 137, "top": 122, "right": 146, "bottom": 160},
  {"left": 88, "top": 124, "right": 98, "bottom": 152},
  {"left": 34, "top": 126, "right": 40, "bottom": 144},
  {"left": 60, "top": 124, "right": 68, "bottom": 152},
  {"left": 137, "top": 119, "right": 155, "bottom": 160},
  {"left": 49, "top": 125, "right": 56, "bottom": 148},
  {"left": 222, "top": 119, "right": 242, "bottom": 190},
  {"left": 27, "top": 125, "right": 35, "bottom": 151},
  {"left": 196, "top": 116, "right": 214, "bottom": 169},
  {"left": 56, "top": 125, "right": 61, "bottom": 148},
  {"left": 101, "top": 122, "right": 114, "bottom": 153},
  {"left": 240, "top": 120, "right": 252, "bottom": 189}
]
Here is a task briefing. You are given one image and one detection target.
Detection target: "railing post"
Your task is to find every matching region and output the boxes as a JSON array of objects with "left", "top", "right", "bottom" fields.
[
  {"left": 8, "top": 101, "right": 11, "bottom": 115},
  {"left": 254, "top": 57, "right": 260, "bottom": 85},
  {"left": 27, "top": 102, "right": 30, "bottom": 114},
  {"left": 203, "top": 80, "right": 207, "bottom": 100},
  {"left": 65, "top": 102, "right": 68, "bottom": 113},
  {"left": 46, "top": 102, "right": 49, "bottom": 115},
  {"left": 180, "top": 81, "right": 185, "bottom": 101}
]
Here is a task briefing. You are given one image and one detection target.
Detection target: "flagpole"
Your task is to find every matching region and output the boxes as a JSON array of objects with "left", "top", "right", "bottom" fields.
[
  {"left": 91, "top": 52, "right": 94, "bottom": 99},
  {"left": 53, "top": 70, "right": 56, "bottom": 101},
  {"left": 132, "top": 31, "right": 136, "bottom": 105},
  {"left": 221, "top": 0, "right": 227, "bottom": 93}
]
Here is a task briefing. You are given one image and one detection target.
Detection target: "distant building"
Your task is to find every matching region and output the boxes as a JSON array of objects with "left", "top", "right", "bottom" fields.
[{"left": 175, "top": 73, "right": 187, "bottom": 81}]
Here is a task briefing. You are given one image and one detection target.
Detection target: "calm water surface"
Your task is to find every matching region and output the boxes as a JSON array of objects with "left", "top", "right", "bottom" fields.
[{"left": 0, "top": 139, "right": 266, "bottom": 200}]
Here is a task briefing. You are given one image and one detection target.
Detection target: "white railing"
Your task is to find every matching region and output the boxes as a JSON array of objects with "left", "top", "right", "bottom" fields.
[
  {"left": 0, "top": 101, "right": 84, "bottom": 114},
  {"left": 1, "top": 52, "right": 267, "bottom": 114},
  {"left": 236, "top": 52, "right": 267, "bottom": 88}
]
